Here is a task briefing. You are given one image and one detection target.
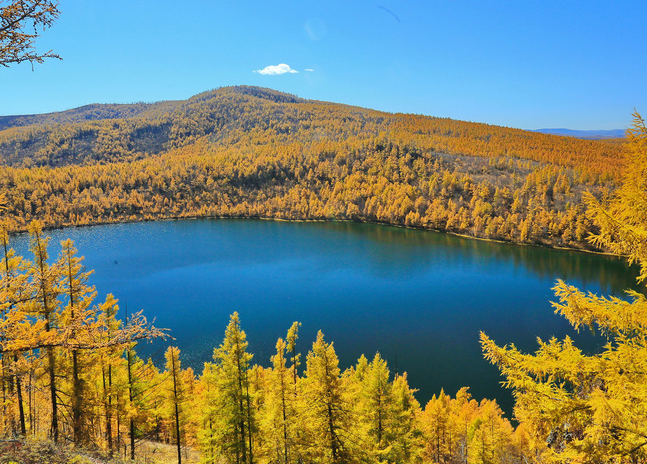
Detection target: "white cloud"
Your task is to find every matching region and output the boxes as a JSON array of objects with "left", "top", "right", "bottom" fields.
[
  {"left": 304, "top": 68, "right": 314, "bottom": 72},
  {"left": 254, "top": 63, "right": 299, "bottom": 75}
]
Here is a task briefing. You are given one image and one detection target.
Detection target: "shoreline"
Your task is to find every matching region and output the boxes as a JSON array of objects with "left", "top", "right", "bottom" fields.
[{"left": 6, "top": 213, "right": 618, "bottom": 259}]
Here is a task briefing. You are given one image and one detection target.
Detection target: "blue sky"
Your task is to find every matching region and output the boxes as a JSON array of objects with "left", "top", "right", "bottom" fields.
[{"left": 1, "top": 0, "right": 646, "bottom": 130}]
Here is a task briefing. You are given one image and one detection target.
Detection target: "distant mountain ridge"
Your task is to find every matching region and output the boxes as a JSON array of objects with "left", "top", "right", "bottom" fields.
[
  {"left": 0, "top": 86, "right": 304, "bottom": 132},
  {"left": 0, "top": 85, "right": 623, "bottom": 175},
  {"left": 532, "top": 128, "right": 625, "bottom": 139},
  {"left": 0, "top": 101, "right": 180, "bottom": 131}
]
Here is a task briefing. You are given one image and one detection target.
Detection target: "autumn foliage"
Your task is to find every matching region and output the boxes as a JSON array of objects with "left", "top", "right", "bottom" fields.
[
  {"left": 0, "top": 86, "right": 625, "bottom": 251},
  {"left": 482, "top": 113, "right": 647, "bottom": 464}
]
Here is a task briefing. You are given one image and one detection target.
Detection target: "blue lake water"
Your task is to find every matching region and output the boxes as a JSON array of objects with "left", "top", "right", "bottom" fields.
[{"left": 7, "top": 219, "right": 641, "bottom": 416}]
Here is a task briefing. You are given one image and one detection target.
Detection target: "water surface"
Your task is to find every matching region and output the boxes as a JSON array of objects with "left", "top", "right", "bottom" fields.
[{"left": 8, "top": 219, "right": 641, "bottom": 416}]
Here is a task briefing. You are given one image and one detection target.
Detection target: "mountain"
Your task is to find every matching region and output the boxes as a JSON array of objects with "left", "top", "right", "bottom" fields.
[
  {"left": 0, "top": 86, "right": 304, "bottom": 131},
  {"left": 0, "top": 86, "right": 622, "bottom": 174},
  {"left": 0, "top": 86, "right": 625, "bottom": 251},
  {"left": 532, "top": 128, "right": 626, "bottom": 139}
]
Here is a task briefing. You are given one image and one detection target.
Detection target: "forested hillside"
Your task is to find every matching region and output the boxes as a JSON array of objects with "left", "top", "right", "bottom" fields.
[
  {"left": 1, "top": 92, "right": 645, "bottom": 463},
  {"left": 0, "top": 86, "right": 626, "bottom": 250}
]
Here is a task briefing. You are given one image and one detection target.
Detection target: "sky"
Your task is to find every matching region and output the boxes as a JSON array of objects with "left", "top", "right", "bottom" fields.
[{"left": 1, "top": 0, "right": 646, "bottom": 130}]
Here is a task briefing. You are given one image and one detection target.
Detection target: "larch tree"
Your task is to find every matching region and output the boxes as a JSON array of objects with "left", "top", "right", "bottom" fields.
[
  {"left": 261, "top": 337, "right": 294, "bottom": 464},
  {"left": 58, "top": 238, "right": 95, "bottom": 445},
  {"left": 420, "top": 389, "right": 466, "bottom": 464},
  {"left": 355, "top": 352, "right": 394, "bottom": 461},
  {"left": 286, "top": 321, "right": 301, "bottom": 396},
  {"left": 0, "top": 225, "right": 29, "bottom": 436},
  {"left": 26, "top": 220, "right": 63, "bottom": 442},
  {"left": 301, "top": 330, "right": 354, "bottom": 464},
  {"left": 0, "top": 223, "right": 167, "bottom": 445},
  {"left": 388, "top": 373, "right": 424, "bottom": 463},
  {"left": 165, "top": 346, "right": 184, "bottom": 464},
  {"left": 97, "top": 295, "right": 121, "bottom": 454},
  {"left": 481, "top": 112, "right": 647, "bottom": 464},
  {"left": 0, "top": 0, "right": 60, "bottom": 67},
  {"left": 201, "top": 312, "right": 256, "bottom": 464},
  {"left": 466, "top": 399, "right": 514, "bottom": 464}
]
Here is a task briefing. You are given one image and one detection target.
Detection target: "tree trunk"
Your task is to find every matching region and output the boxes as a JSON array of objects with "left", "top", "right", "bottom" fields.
[
  {"left": 14, "top": 354, "right": 26, "bottom": 435},
  {"left": 47, "top": 346, "right": 58, "bottom": 443},
  {"left": 127, "top": 347, "right": 135, "bottom": 460},
  {"left": 171, "top": 353, "right": 182, "bottom": 464}
]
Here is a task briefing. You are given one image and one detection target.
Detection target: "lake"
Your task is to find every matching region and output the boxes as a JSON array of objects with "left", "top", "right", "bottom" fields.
[{"left": 7, "top": 219, "right": 641, "bottom": 416}]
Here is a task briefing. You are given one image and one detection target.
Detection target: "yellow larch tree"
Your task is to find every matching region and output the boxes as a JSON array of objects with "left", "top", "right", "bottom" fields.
[{"left": 481, "top": 113, "right": 647, "bottom": 464}]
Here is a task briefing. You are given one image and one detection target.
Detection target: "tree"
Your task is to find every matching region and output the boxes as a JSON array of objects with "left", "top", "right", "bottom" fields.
[
  {"left": 481, "top": 113, "right": 647, "bottom": 464},
  {"left": 0, "top": 223, "right": 167, "bottom": 444},
  {"left": 466, "top": 399, "right": 513, "bottom": 464},
  {"left": 201, "top": 312, "right": 256, "bottom": 464},
  {"left": 58, "top": 238, "right": 95, "bottom": 445},
  {"left": 261, "top": 337, "right": 296, "bottom": 464},
  {"left": 388, "top": 373, "right": 424, "bottom": 463},
  {"left": 26, "top": 220, "right": 63, "bottom": 442},
  {"left": 355, "top": 352, "right": 393, "bottom": 460},
  {"left": 0, "top": 0, "right": 60, "bottom": 67},
  {"left": 301, "top": 330, "right": 354, "bottom": 464},
  {"left": 286, "top": 321, "right": 301, "bottom": 396},
  {"left": 587, "top": 111, "right": 647, "bottom": 284},
  {"left": 165, "top": 346, "right": 184, "bottom": 464},
  {"left": 421, "top": 389, "right": 456, "bottom": 464},
  {"left": 0, "top": 224, "right": 29, "bottom": 436}
]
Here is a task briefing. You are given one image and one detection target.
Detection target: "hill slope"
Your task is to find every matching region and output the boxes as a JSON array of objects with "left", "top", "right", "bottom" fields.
[
  {"left": 0, "top": 86, "right": 622, "bottom": 174},
  {"left": 0, "top": 86, "right": 626, "bottom": 251}
]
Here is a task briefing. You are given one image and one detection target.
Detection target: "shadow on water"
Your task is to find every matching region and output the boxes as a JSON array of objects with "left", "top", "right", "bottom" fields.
[{"left": 313, "top": 221, "right": 641, "bottom": 296}]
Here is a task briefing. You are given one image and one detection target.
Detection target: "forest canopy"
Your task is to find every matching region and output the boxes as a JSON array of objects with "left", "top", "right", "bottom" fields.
[{"left": 0, "top": 86, "right": 626, "bottom": 252}]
